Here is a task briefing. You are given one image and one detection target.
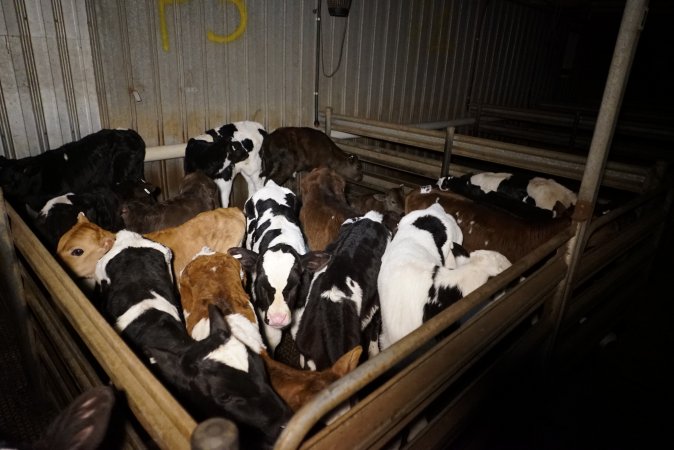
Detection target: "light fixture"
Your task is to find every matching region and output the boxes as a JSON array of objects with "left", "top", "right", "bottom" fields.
[{"left": 326, "top": 0, "right": 352, "bottom": 18}]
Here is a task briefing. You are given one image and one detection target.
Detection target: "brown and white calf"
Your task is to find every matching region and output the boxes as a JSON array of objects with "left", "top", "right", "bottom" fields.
[
  {"left": 57, "top": 207, "right": 245, "bottom": 287},
  {"left": 121, "top": 171, "right": 220, "bottom": 234},
  {"left": 405, "top": 185, "right": 574, "bottom": 263},
  {"left": 299, "top": 167, "right": 361, "bottom": 251},
  {"left": 260, "top": 126, "right": 363, "bottom": 187}
]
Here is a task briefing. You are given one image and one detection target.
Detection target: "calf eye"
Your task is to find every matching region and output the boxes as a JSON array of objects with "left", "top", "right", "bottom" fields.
[{"left": 71, "top": 248, "right": 84, "bottom": 257}]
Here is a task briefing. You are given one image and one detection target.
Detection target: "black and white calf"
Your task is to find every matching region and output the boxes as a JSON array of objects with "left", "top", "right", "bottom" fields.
[
  {"left": 294, "top": 211, "right": 392, "bottom": 371},
  {"left": 439, "top": 171, "right": 577, "bottom": 218},
  {"left": 34, "top": 179, "right": 157, "bottom": 250},
  {"left": 377, "top": 203, "right": 511, "bottom": 350},
  {"left": 93, "top": 229, "right": 182, "bottom": 354},
  {"left": 184, "top": 121, "right": 267, "bottom": 207},
  {"left": 228, "top": 180, "right": 330, "bottom": 354},
  {"left": 94, "top": 231, "right": 292, "bottom": 449},
  {"left": 150, "top": 305, "right": 293, "bottom": 449},
  {"left": 0, "top": 128, "right": 146, "bottom": 213}
]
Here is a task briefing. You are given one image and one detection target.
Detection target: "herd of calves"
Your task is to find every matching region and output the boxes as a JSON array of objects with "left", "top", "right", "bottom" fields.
[{"left": 0, "top": 122, "right": 578, "bottom": 448}]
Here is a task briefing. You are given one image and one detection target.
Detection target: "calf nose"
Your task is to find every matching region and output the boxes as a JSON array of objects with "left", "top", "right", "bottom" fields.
[{"left": 266, "top": 312, "right": 289, "bottom": 328}]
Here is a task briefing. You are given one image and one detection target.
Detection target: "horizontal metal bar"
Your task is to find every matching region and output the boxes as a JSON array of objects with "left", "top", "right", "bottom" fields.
[
  {"left": 325, "top": 113, "right": 651, "bottom": 193},
  {"left": 145, "top": 143, "right": 187, "bottom": 162}
]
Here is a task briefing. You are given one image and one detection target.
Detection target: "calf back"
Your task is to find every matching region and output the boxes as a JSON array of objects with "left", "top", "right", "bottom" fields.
[
  {"left": 405, "top": 187, "right": 571, "bottom": 262},
  {"left": 260, "top": 126, "right": 363, "bottom": 186},
  {"left": 122, "top": 171, "right": 219, "bottom": 233}
]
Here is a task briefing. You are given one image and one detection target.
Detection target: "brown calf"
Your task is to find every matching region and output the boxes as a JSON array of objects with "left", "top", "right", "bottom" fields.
[
  {"left": 260, "top": 126, "right": 363, "bottom": 187},
  {"left": 299, "top": 167, "right": 361, "bottom": 251},
  {"left": 121, "top": 171, "right": 220, "bottom": 234}
]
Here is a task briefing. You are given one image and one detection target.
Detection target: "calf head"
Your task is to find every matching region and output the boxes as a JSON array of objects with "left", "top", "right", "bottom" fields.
[
  {"left": 179, "top": 250, "right": 256, "bottom": 339},
  {"left": 379, "top": 185, "right": 406, "bottom": 215},
  {"left": 0, "top": 156, "right": 42, "bottom": 200},
  {"left": 397, "top": 202, "right": 464, "bottom": 267},
  {"left": 113, "top": 178, "right": 158, "bottom": 201},
  {"left": 300, "top": 166, "right": 348, "bottom": 201},
  {"left": 149, "top": 305, "right": 292, "bottom": 449},
  {"left": 228, "top": 246, "right": 330, "bottom": 329},
  {"left": 261, "top": 345, "right": 362, "bottom": 412},
  {"left": 184, "top": 137, "right": 231, "bottom": 180},
  {"left": 336, "top": 153, "right": 363, "bottom": 182},
  {"left": 57, "top": 213, "right": 115, "bottom": 280},
  {"left": 178, "top": 171, "right": 220, "bottom": 207}
]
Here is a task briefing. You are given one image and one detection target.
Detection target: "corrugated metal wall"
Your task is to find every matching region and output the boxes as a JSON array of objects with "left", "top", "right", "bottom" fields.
[
  {"left": 1, "top": 0, "right": 571, "bottom": 161},
  {"left": 0, "top": 0, "right": 100, "bottom": 159}
]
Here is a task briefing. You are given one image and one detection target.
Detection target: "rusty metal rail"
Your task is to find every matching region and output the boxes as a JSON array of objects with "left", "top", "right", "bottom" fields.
[{"left": 323, "top": 109, "right": 655, "bottom": 193}]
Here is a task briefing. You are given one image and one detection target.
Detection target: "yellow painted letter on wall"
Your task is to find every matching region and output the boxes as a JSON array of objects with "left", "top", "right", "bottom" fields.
[{"left": 207, "top": 0, "right": 247, "bottom": 44}]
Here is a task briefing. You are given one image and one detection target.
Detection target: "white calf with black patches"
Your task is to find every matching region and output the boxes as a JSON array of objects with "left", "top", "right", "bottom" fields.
[
  {"left": 184, "top": 121, "right": 267, "bottom": 207},
  {"left": 378, "top": 203, "right": 510, "bottom": 350}
]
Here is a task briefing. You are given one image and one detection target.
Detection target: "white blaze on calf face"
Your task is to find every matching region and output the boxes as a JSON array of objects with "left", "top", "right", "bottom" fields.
[
  {"left": 204, "top": 312, "right": 268, "bottom": 373},
  {"left": 470, "top": 172, "right": 512, "bottom": 194},
  {"left": 262, "top": 250, "right": 295, "bottom": 328},
  {"left": 115, "top": 290, "right": 181, "bottom": 332}
]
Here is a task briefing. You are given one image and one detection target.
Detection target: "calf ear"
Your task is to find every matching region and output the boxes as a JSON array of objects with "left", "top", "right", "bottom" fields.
[
  {"left": 76, "top": 212, "right": 89, "bottom": 223},
  {"left": 228, "top": 247, "right": 258, "bottom": 272},
  {"left": 102, "top": 236, "right": 115, "bottom": 252},
  {"left": 330, "top": 345, "right": 363, "bottom": 377},
  {"left": 301, "top": 251, "right": 331, "bottom": 272}
]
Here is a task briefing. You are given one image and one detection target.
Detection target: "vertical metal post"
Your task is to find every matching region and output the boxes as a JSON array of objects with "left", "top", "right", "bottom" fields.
[
  {"left": 441, "top": 126, "right": 456, "bottom": 178},
  {"left": 547, "top": 0, "right": 650, "bottom": 362},
  {"left": 325, "top": 106, "right": 332, "bottom": 137},
  {"left": 314, "top": 0, "right": 322, "bottom": 127}
]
